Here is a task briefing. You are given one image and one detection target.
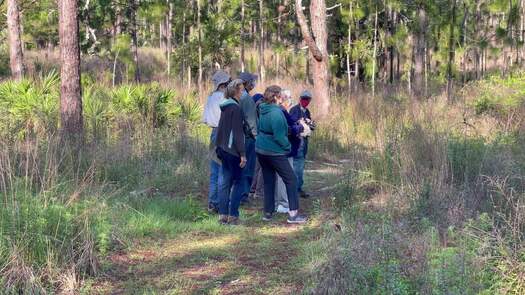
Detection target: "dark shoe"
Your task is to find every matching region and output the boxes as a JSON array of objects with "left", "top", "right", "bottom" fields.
[
  {"left": 228, "top": 216, "right": 240, "bottom": 225},
  {"left": 262, "top": 212, "right": 273, "bottom": 221},
  {"left": 240, "top": 197, "right": 251, "bottom": 206},
  {"left": 299, "top": 191, "right": 311, "bottom": 199},
  {"left": 219, "top": 215, "right": 229, "bottom": 225},
  {"left": 287, "top": 214, "right": 308, "bottom": 224},
  {"left": 208, "top": 203, "right": 219, "bottom": 214}
]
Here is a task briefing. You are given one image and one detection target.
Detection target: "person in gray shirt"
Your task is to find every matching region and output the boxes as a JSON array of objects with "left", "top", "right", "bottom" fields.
[{"left": 238, "top": 72, "right": 258, "bottom": 204}]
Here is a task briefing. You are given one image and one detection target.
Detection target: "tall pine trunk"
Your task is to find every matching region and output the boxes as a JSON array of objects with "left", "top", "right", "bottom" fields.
[
  {"left": 240, "top": 0, "right": 246, "bottom": 72},
  {"left": 130, "top": 0, "right": 140, "bottom": 83},
  {"left": 372, "top": 6, "right": 378, "bottom": 97},
  {"left": 166, "top": 1, "right": 173, "bottom": 76},
  {"left": 197, "top": 0, "right": 203, "bottom": 91},
  {"left": 258, "top": 0, "right": 265, "bottom": 82},
  {"left": 346, "top": 1, "right": 353, "bottom": 93},
  {"left": 296, "top": 0, "right": 330, "bottom": 117},
  {"left": 59, "top": 0, "right": 83, "bottom": 140},
  {"left": 7, "top": 0, "right": 24, "bottom": 80},
  {"left": 414, "top": 5, "right": 427, "bottom": 98},
  {"left": 447, "top": 0, "right": 457, "bottom": 102}
]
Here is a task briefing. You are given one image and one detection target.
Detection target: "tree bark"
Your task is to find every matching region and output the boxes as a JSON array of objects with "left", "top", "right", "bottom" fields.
[
  {"left": 346, "top": 1, "right": 353, "bottom": 93},
  {"left": 447, "top": 0, "right": 457, "bottom": 102},
  {"left": 258, "top": 0, "right": 265, "bottom": 82},
  {"left": 167, "top": 1, "right": 173, "bottom": 76},
  {"left": 241, "top": 0, "right": 246, "bottom": 72},
  {"left": 389, "top": 9, "right": 395, "bottom": 84},
  {"left": 130, "top": 0, "right": 141, "bottom": 83},
  {"left": 414, "top": 5, "right": 427, "bottom": 98},
  {"left": 198, "top": 0, "right": 203, "bottom": 91},
  {"left": 372, "top": 6, "right": 378, "bottom": 97},
  {"left": 295, "top": 0, "right": 330, "bottom": 117},
  {"left": 7, "top": 0, "right": 24, "bottom": 80},
  {"left": 59, "top": 0, "right": 83, "bottom": 140}
]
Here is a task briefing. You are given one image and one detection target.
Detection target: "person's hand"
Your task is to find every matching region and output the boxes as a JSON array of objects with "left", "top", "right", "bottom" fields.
[{"left": 240, "top": 156, "right": 247, "bottom": 168}]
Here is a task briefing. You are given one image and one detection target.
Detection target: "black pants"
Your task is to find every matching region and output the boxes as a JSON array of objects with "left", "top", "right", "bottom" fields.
[{"left": 257, "top": 153, "right": 299, "bottom": 214}]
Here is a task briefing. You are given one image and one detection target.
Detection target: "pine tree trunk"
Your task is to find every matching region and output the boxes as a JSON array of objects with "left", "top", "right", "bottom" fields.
[
  {"left": 372, "top": 7, "right": 378, "bottom": 97},
  {"left": 447, "top": 0, "right": 457, "bottom": 102},
  {"left": 167, "top": 1, "right": 173, "bottom": 76},
  {"left": 7, "top": 0, "right": 24, "bottom": 80},
  {"left": 59, "top": 0, "right": 83, "bottom": 140},
  {"left": 389, "top": 9, "right": 395, "bottom": 84},
  {"left": 130, "top": 0, "right": 140, "bottom": 83},
  {"left": 182, "top": 10, "right": 186, "bottom": 85},
  {"left": 414, "top": 5, "right": 427, "bottom": 98},
  {"left": 198, "top": 0, "right": 203, "bottom": 92},
  {"left": 347, "top": 1, "right": 353, "bottom": 93},
  {"left": 241, "top": 0, "right": 246, "bottom": 72},
  {"left": 258, "top": 0, "right": 265, "bottom": 82},
  {"left": 296, "top": 0, "right": 330, "bottom": 117}
]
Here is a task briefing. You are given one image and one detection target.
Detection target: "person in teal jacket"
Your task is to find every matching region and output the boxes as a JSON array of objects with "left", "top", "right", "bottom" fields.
[{"left": 255, "top": 85, "right": 307, "bottom": 224}]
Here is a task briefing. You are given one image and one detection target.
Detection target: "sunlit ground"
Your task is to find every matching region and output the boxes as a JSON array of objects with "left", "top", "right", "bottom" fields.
[{"left": 90, "top": 161, "right": 343, "bottom": 294}]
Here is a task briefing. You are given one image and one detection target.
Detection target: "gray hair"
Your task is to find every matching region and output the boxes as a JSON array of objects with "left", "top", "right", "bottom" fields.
[
  {"left": 225, "top": 79, "right": 244, "bottom": 98},
  {"left": 280, "top": 89, "right": 291, "bottom": 99}
]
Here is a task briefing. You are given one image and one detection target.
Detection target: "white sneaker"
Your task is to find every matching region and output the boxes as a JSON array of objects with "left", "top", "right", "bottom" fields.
[{"left": 276, "top": 205, "right": 289, "bottom": 214}]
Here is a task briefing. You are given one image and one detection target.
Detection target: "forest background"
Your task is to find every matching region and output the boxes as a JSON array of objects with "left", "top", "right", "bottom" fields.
[{"left": 0, "top": 0, "right": 524, "bottom": 293}]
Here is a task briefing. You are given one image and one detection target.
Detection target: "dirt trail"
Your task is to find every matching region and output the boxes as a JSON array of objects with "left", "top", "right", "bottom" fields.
[{"left": 92, "top": 161, "right": 344, "bottom": 294}]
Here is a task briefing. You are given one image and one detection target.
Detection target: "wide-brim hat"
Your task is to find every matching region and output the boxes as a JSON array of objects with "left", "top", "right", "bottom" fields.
[{"left": 212, "top": 70, "right": 231, "bottom": 91}]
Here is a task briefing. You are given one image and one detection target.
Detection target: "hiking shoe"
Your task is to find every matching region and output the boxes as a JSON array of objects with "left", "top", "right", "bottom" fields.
[
  {"left": 262, "top": 212, "right": 273, "bottom": 221},
  {"left": 299, "top": 191, "right": 311, "bottom": 199},
  {"left": 228, "top": 216, "right": 240, "bottom": 225},
  {"left": 276, "top": 205, "right": 289, "bottom": 214},
  {"left": 219, "top": 215, "right": 229, "bottom": 225},
  {"left": 287, "top": 214, "right": 308, "bottom": 224},
  {"left": 208, "top": 203, "right": 219, "bottom": 214}
]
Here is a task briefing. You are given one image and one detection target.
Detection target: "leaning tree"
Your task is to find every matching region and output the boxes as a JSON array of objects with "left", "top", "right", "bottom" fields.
[{"left": 295, "top": 0, "right": 330, "bottom": 117}]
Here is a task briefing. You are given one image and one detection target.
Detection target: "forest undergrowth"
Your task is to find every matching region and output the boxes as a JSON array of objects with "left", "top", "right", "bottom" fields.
[{"left": 0, "top": 70, "right": 524, "bottom": 294}]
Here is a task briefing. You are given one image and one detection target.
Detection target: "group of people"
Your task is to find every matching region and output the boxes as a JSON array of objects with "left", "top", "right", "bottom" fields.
[{"left": 202, "top": 70, "right": 315, "bottom": 225}]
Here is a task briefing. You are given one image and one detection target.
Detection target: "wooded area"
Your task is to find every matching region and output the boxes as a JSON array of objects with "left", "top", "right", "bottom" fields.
[
  {"left": 0, "top": 0, "right": 524, "bottom": 293},
  {"left": 3, "top": 0, "right": 525, "bottom": 112}
]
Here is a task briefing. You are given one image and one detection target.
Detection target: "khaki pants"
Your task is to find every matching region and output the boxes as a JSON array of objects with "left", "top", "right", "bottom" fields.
[{"left": 274, "top": 157, "right": 293, "bottom": 209}]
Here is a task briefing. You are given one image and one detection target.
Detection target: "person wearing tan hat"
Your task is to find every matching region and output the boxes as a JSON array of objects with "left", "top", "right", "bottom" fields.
[{"left": 202, "top": 70, "right": 231, "bottom": 213}]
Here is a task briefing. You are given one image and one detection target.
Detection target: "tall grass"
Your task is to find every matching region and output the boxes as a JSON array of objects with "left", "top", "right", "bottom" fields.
[
  {"left": 304, "top": 73, "right": 525, "bottom": 294},
  {"left": 0, "top": 76, "right": 211, "bottom": 291}
]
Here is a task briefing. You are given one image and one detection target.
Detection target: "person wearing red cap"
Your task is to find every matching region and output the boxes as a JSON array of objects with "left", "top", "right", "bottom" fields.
[{"left": 289, "top": 90, "right": 315, "bottom": 199}]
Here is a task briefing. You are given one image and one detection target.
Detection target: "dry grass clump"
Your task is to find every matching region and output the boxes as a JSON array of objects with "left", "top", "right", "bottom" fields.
[{"left": 305, "top": 73, "right": 525, "bottom": 294}]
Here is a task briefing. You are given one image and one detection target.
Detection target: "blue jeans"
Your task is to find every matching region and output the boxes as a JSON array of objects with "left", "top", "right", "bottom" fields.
[
  {"left": 208, "top": 129, "right": 223, "bottom": 206},
  {"left": 293, "top": 139, "right": 306, "bottom": 192},
  {"left": 240, "top": 137, "right": 256, "bottom": 200},
  {"left": 218, "top": 148, "right": 244, "bottom": 217}
]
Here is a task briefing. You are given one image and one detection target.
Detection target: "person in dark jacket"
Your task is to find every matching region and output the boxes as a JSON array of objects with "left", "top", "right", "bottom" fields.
[
  {"left": 216, "top": 79, "right": 247, "bottom": 225},
  {"left": 289, "top": 90, "right": 314, "bottom": 199},
  {"left": 256, "top": 85, "right": 307, "bottom": 224},
  {"left": 238, "top": 72, "right": 258, "bottom": 205}
]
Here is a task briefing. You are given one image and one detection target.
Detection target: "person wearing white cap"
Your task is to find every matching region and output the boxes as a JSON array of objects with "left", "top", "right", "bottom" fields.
[{"left": 202, "top": 70, "right": 231, "bottom": 213}]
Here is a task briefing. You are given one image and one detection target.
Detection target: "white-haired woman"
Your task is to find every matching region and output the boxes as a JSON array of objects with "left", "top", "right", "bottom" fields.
[{"left": 274, "top": 89, "right": 304, "bottom": 213}]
